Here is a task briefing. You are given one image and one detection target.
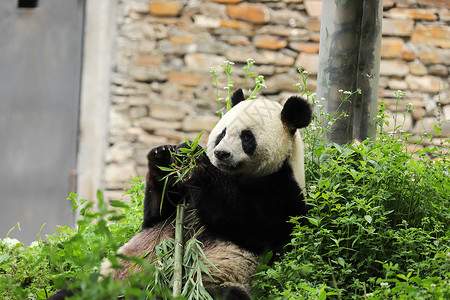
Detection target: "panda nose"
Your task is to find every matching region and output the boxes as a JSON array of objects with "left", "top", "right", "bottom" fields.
[{"left": 214, "top": 150, "right": 230, "bottom": 161}]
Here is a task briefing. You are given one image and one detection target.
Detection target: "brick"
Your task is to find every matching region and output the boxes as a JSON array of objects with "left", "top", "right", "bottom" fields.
[
  {"left": 106, "top": 143, "right": 134, "bottom": 163},
  {"left": 227, "top": 36, "right": 250, "bottom": 46},
  {"left": 412, "top": 117, "right": 450, "bottom": 137},
  {"left": 401, "top": 48, "right": 418, "bottom": 61},
  {"left": 182, "top": 115, "right": 219, "bottom": 132},
  {"left": 382, "top": 112, "right": 413, "bottom": 133},
  {"left": 261, "top": 50, "right": 295, "bottom": 66},
  {"left": 220, "top": 19, "right": 254, "bottom": 30},
  {"left": 419, "top": 48, "right": 450, "bottom": 64},
  {"left": 408, "top": 60, "right": 428, "bottom": 76},
  {"left": 128, "top": 66, "right": 168, "bottom": 82},
  {"left": 418, "top": 0, "right": 450, "bottom": 9},
  {"left": 194, "top": 15, "right": 221, "bottom": 28},
  {"left": 382, "top": 18, "right": 414, "bottom": 36},
  {"left": 386, "top": 8, "right": 438, "bottom": 21},
  {"left": 309, "top": 32, "right": 321, "bottom": 42},
  {"left": 295, "top": 53, "right": 319, "bottom": 75},
  {"left": 411, "top": 25, "right": 450, "bottom": 49},
  {"left": 270, "top": 9, "right": 308, "bottom": 28},
  {"left": 380, "top": 60, "right": 409, "bottom": 77},
  {"left": 254, "top": 35, "right": 288, "bottom": 50},
  {"left": 380, "top": 37, "right": 404, "bottom": 58},
  {"left": 169, "top": 36, "right": 194, "bottom": 44},
  {"left": 428, "top": 64, "right": 448, "bottom": 76},
  {"left": 388, "top": 79, "right": 408, "bottom": 90},
  {"left": 105, "top": 163, "right": 137, "bottom": 189},
  {"left": 443, "top": 105, "right": 450, "bottom": 121},
  {"left": 290, "top": 42, "right": 320, "bottom": 53},
  {"left": 184, "top": 53, "right": 226, "bottom": 73},
  {"left": 383, "top": 1, "right": 395, "bottom": 9},
  {"left": 153, "top": 129, "right": 186, "bottom": 142},
  {"left": 149, "top": 102, "right": 187, "bottom": 121},
  {"left": 256, "top": 26, "right": 309, "bottom": 38},
  {"left": 168, "top": 72, "right": 202, "bottom": 87},
  {"left": 304, "top": 0, "right": 322, "bottom": 19},
  {"left": 204, "top": 0, "right": 242, "bottom": 3},
  {"left": 411, "top": 108, "right": 427, "bottom": 120},
  {"left": 439, "top": 9, "right": 450, "bottom": 22},
  {"left": 305, "top": 18, "right": 321, "bottom": 32},
  {"left": 225, "top": 48, "right": 294, "bottom": 66},
  {"left": 133, "top": 54, "right": 163, "bottom": 67},
  {"left": 138, "top": 117, "right": 182, "bottom": 131},
  {"left": 226, "top": 3, "right": 270, "bottom": 24},
  {"left": 406, "top": 75, "right": 446, "bottom": 93},
  {"left": 265, "top": 74, "right": 300, "bottom": 94},
  {"left": 149, "top": 2, "right": 183, "bottom": 17}
]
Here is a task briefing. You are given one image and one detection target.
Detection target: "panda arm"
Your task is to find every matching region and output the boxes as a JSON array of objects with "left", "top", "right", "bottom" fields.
[
  {"left": 142, "top": 143, "right": 211, "bottom": 229},
  {"left": 142, "top": 145, "right": 185, "bottom": 229}
]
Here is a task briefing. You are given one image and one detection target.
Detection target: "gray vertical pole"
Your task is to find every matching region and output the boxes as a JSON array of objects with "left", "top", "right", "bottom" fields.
[
  {"left": 316, "top": 0, "right": 364, "bottom": 145},
  {"left": 353, "top": 0, "right": 382, "bottom": 141}
]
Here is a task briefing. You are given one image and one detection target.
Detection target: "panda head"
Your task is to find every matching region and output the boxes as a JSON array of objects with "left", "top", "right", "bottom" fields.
[{"left": 207, "top": 89, "right": 312, "bottom": 181}]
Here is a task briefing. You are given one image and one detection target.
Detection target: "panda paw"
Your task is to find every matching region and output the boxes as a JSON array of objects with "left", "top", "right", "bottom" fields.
[{"left": 147, "top": 145, "right": 176, "bottom": 173}]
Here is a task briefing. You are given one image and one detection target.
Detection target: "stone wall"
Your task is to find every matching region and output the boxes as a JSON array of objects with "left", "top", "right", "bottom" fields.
[{"left": 104, "top": 0, "right": 450, "bottom": 200}]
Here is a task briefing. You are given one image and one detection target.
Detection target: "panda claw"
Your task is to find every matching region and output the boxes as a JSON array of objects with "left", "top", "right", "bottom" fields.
[{"left": 147, "top": 145, "right": 176, "bottom": 167}]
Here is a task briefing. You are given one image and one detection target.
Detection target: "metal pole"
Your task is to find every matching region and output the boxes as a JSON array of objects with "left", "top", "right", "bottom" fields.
[
  {"left": 317, "top": 0, "right": 364, "bottom": 145},
  {"left": 353, "top": 0, "right": 383, "bottom": 141}
]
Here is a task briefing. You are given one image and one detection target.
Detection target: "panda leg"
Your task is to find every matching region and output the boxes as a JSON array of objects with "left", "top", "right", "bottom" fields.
[{"left": 206, "top": 285, "right": 251, "bottom": 300}]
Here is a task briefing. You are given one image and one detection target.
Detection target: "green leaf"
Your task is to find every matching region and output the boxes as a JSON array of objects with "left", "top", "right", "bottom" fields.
[
  {"left": 109, "top": 200, "right": 130, "bottom": 209},
  {"left": 96, "top": 189, "right": 104, "bottom": 202},
  {"left": 306, "top": 217, "right": 319, "bottom": 226},
  {"left": 364, "top": 215, "right": 373, "bottom": 224},
  {"left": 434, "top": 124, "right": 441, "bottom": 134},
  {"left": 300, "top": 285, "right": 317, "bottom": 294}
]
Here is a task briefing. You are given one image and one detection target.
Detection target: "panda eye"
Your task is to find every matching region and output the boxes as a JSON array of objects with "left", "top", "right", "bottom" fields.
[
  {"left": 215, "top": 128, "right": 226, "bottom": 146},
  {"left": 241, "top": 131, "right": 252, "bottom": 141},
  {"left": 241, "top": 130, "right": 256, "bottom": 155}
]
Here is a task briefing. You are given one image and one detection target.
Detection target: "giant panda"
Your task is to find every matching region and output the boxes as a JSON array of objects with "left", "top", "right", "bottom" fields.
[{"left": 49, "top": 89, "right": 312, "bottom": 299}]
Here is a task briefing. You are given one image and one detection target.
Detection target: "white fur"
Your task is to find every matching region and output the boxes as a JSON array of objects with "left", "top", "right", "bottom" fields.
[{"left": 207, "top": 98, "right": 305, "bottom": 189}]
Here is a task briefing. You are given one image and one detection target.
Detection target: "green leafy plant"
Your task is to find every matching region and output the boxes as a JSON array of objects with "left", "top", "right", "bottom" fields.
[
  {"left": 210, "top": 59, "right": 267, "bottom": 117},
  {"left": 253, "top": 71, "right": 450, "bottom": 300}
]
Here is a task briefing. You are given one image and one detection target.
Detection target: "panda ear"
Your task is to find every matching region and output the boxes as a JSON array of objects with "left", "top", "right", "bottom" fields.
[
  {"left": 281, "top": 96, "right": 313, "bottom": 133},
  {"left": 231, "top": 88, "right": 245, "bottom": 107}
]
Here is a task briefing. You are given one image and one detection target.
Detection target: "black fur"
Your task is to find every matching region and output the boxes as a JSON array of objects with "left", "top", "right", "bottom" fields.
[
  {"left": 281, "top": 96, "right": 313, "bottom": 133},
  {"left": 240, "top": 130, "right": 256, "bottom": 156},
  {"left": 196, "top": 155, "right": 305, "bottom": 254},
  {"left": 47, "top": 289, "right": 75, "bottom": 300},
  {"left": 142, "top": 145, "right": 185, "bottom": 229},
  {"left": 207, "top": 285, "right": 252, "bottom": 300},
  {"left": 231, "top": 88, "right": 245, "bottom": 107},
  {"left": 143, "top": 144, "right": 306, "bottom": 255},
  {"left": 215, "top": 128, "right": 227, "bottom": 147},
  {"left": 140, "top": 143, "right": 307, "bottom": 299}
]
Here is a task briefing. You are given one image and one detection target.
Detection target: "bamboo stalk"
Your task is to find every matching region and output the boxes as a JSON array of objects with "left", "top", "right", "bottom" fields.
[{"left": 173, "top": 203, "right": 186, "bottom": 297}]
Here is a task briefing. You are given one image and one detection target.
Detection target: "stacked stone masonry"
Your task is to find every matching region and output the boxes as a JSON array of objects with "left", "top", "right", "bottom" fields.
[{"left": 104, "top": 0, "right": 450, "bottom": 200}]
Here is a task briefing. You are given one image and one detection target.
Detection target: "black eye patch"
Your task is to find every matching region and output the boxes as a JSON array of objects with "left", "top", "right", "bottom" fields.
[
  {"left": 241, "top": 130, "right": 256, "bottom": 155},
  {"left": 215, "top": 128, "right": 226, "bottom": 146}
]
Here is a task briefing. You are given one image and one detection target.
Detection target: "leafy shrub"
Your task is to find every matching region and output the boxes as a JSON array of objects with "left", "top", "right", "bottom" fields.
[
  {"left": 253, "top": 71, "right": 450, "bottom": 299},
  {"left": 0, "top": 179, "right": 174, "bottom": 299},
  {"left": 253, "top": 137, "right": 449, "bottom": 299}
]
